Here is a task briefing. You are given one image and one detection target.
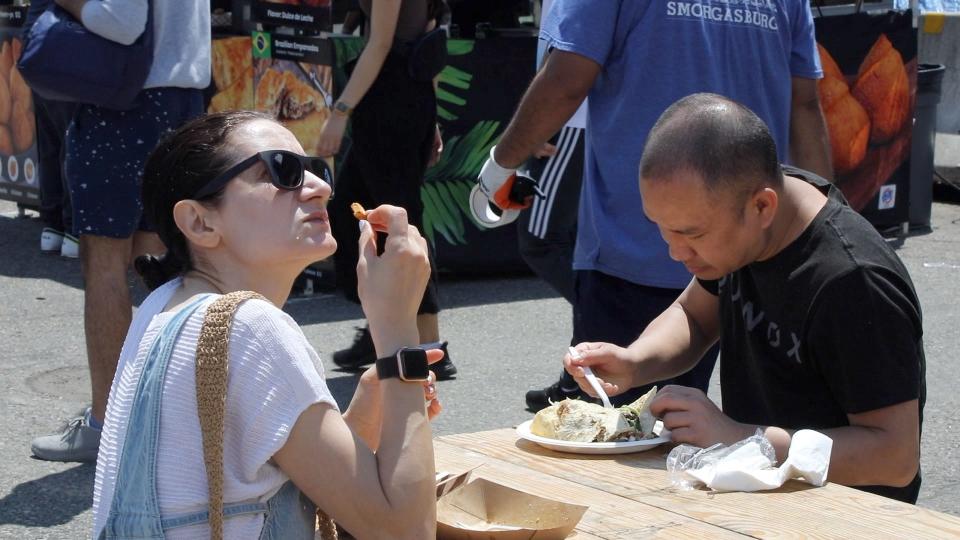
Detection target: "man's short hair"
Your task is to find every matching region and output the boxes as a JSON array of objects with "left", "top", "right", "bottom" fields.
[{"left": 639, "top": 93, "right": 782, "bottom": 204}]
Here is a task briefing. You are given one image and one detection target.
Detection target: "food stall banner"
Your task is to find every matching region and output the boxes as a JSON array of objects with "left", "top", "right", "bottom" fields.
[
  {"left": 0, "top": 5, "right": 39, "bottom": 207},
  {"left": 815, "top": 10, "right": 916, "bottom": 230},
  {"left": 332, "top": 34, "right": 538, "bottom": 272},
  {"left": 251, "top": 1, "right": 332, "bottom": 32},
  {"left": 209, "top": 32, "right": 538, "bottom": 273},
  {"left": 207, "top": 32, "right": 334, "bottom": 162}
]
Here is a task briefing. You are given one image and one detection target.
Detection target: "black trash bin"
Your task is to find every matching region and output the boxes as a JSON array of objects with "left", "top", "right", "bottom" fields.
[{"left": 909, "top": 64, "right": 946, "bottom": 229}]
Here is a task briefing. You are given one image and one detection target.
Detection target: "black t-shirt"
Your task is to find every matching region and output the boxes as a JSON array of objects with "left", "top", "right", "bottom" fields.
[{"left": 698, "top": 166, "right": 926, "bottom": 503}]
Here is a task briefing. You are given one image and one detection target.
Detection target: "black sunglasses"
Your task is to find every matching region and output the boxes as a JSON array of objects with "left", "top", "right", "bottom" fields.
[{"left": 193, "top": 150, "right": 333, "bottom": 200}]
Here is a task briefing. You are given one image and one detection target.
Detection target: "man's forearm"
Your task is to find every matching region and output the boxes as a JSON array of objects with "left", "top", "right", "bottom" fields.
[
  {"left": 627, "top": 302, "right": 718, "bottom": 386},
  {"left": 751, "top": 399, "right": 920, "bottom": 489},
  {"left": 342, "top": 377, "right": 383, "bottom": 451},
  {"left": 790, "top": 80, "right": 833, "bottom": 180},
  {"left": 790, "top": 103, "right": 833, "bottom": 180},
  {"left": 493, "top": 51, "right": 597, "bottom": 168}
]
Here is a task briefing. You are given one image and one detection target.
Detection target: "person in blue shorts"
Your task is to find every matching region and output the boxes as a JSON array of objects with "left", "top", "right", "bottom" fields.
[{"left": 30, "top": 0, "right": 211, "bottom": 462}]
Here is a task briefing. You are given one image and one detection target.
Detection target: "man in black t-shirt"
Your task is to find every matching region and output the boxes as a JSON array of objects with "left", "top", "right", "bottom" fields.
[{"left": 564, "top": 93, "right": 925, "bottom": 503}]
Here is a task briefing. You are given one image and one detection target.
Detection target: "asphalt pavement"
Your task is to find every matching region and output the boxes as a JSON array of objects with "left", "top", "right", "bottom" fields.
[{"left": 1, "top": 198, "right": 959, "bottom": 539}]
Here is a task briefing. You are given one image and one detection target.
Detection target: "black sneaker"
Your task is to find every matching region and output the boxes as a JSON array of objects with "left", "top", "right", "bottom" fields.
[
  {"left": 429, "top": 341, "right": 458, "bottom": 381},
  {"left": 333, "top": 326, "right": 376, "bottom": 371},
  {"left": 524, "top": 378, "right": 589, "bottom": 412}
]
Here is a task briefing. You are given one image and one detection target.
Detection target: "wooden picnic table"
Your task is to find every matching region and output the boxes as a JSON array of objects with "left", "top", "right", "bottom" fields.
[{"left": 434, "top": 428, "right": 960, "bottom": 539}]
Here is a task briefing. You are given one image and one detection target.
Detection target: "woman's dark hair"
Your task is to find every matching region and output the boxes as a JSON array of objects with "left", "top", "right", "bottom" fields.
[{"left": 135, "top": 110, "right": 275, "bottom": 290}]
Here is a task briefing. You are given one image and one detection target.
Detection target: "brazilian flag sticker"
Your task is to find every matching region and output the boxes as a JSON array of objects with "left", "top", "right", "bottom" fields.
[{"left": 252, "top": 31, "right": 272, "bottom": 59}]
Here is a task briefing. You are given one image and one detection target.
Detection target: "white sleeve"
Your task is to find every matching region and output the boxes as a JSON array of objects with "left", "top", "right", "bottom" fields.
[
  {"left": 223, "top": 300, "right": 338, "bottom": 482},
  {"left": 80, "top": 0, "right": 149, "bottom": 45}
]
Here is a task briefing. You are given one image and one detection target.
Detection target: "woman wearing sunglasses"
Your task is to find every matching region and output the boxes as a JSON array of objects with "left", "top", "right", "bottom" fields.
[{"left": 91, "top": 111, "right": 440, "bottom": 539}]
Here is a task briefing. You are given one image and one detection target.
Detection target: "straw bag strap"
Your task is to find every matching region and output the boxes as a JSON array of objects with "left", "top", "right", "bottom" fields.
[
  {"left": 195, "top": 291, "right": 338, "bottom": 540},
  {"left": 195, "top": 291, "right": 264, "bottom": 540}
]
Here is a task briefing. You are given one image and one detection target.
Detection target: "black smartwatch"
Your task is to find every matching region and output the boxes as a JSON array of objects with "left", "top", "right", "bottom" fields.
[{"left": 375, "top": 347, "right": 430, "bottom": 382}]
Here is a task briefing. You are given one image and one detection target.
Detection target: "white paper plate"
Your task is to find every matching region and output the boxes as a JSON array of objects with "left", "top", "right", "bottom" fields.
[{"left": 515, "top": 419, "right": 670, "bottom": 455}]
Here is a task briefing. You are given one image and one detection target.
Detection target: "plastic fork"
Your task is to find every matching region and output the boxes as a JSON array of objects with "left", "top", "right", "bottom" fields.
[{"left": 569, "top": 346, "right": 614, "bottom": 409}]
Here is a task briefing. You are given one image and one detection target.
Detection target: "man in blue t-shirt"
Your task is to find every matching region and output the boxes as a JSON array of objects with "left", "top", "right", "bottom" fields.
[{"left": 474, "top": 0, "right": 833, "bottom": 410}]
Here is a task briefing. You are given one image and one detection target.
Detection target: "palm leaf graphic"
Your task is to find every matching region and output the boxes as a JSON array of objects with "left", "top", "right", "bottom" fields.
[
  {"left": 436, "top": 40, "right": 474, "bottom": 122},
  {"left": 422, "top": 120, "right": 500, "bottom": 246}
]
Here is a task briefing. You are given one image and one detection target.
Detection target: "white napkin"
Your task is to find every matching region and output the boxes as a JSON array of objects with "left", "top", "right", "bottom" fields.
[{"left": 669, "top": 430, "right": 832, "bottom": 492}]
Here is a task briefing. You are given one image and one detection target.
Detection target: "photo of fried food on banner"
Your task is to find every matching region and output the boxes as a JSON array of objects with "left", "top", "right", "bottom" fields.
[
  {"left": 254, "top": 59, "right": 332, "bottom": 162},
  {"left": 208, "top": 37, "right": 254, "bottom": 111},
  {"left": 0, "top": 36, "right": 32, "bottom": 163},
  {"left": 207, "top": 36, "right": 333, "bottom": 170}
]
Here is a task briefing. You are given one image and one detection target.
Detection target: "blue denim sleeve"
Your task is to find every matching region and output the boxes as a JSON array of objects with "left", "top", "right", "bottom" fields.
[
  {"left": 539, "top": 0, "right": 621, "bottom": 67},
  {"left": 790, "top": 0, "right": 823, "bottom": 79}
]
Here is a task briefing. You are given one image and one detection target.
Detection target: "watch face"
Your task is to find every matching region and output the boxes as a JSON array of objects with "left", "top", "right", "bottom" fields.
[{"left": 398, "top": 348, "right": 430, "bottom": 382}]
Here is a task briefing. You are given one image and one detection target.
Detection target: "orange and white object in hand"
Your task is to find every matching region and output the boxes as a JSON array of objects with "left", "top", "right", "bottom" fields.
[{"left": 469, "top": 146, "right": 543, "bottom": 228}]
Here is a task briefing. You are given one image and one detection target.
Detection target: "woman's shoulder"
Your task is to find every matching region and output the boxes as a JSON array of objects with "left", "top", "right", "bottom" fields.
[
  {"left": 231, "top": 297, "right": 300, "bottom": 334},
  {"left": 224, "top": 297, "right": 330, "bottom": 404},
  {"left": 227, "top": 297, "right": 316, "bottom": 360}
]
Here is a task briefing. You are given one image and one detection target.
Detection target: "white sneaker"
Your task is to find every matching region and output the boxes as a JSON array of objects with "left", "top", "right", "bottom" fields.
[
  {"left": 40, "top": 227, "right": 64, "bottom": 253},
  {"left": 60, "top": 233, "right": 79, "bottom": 258},
  {"left": 30, "top": 407, "right": 101, "bottom": 463}
]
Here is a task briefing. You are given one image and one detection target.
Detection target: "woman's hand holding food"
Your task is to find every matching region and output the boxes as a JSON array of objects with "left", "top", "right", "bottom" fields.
[
  {"left": 356, "top": 205, "right": 431, "bottom": 353},
  {"left": 564, "top": 342, "right": 642, "bottom": 398}
]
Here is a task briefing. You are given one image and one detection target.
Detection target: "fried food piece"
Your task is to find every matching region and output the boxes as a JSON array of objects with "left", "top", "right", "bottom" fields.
[
  {"left": 852, "top": 34, "right": 910, "bottom": 145},
  {"left": 818, "top": 43, "right": 844, "bottom": 82},
  {"left": 0, "top": 74, "right": 11, "bottom": 125},
  {"left": 280, "top": 71, "right": 322, "bottom": 120},
  {"left": 12, "top": 98, "right": 35, "bottom": 152},
  {"left": 817, "top": 44, "right": 871, "bottom": 175},
  {"left": 350, "top": 202, "right": 368, "bottom": 220},
  {"left": 0, "top": 124, "right": 12, "bottom": 155},
  {"left": 0, "top": 41, "right": 12, "bottom": 82},
  {"left": 11, "top": 37, "right": 21, "bottom": 64},
  {"left": 9, "top": 65, "right": 31, "bottom": 107},
  {"left": 211, "top": 37, "right": 252, "bottom": 90},
  {"left": 208, "top": 66, "right": 254, "bottom": 113},
  {"left": 255, "top": 69, "right": 286, "bottom": 118}
]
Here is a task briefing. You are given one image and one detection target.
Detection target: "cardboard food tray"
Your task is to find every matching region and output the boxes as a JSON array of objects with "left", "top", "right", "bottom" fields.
[{"left": 436, "top": 476, "right": 588, "bottom": 540}]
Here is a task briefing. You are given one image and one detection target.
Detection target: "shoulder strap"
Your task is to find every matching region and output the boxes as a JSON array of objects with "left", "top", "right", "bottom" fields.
[
  {"left": 195, "top": 291, "right": 264, "bottom": 540},
  {"left": 194, "top": 291, "right": 337, "bottom": 540}
]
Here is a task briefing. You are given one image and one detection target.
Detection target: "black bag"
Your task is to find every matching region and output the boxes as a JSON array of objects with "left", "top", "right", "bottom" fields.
[
  {"left": 17, "top": 2, "right": 153, "bottom": 110},
  {"left": 406, "top": 26, "right": 447, "bottom": 82}
]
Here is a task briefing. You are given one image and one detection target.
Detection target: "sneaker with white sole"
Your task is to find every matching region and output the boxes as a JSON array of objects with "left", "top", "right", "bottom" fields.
[
  {"left": 60, "top": 233, "right": 80, "bottom": 258},
  {"left": 40, "top": 227, "right": 65, "bottom": 253},
  {"left": 30, "top": 407, "right": 101, "bottom": 462}
]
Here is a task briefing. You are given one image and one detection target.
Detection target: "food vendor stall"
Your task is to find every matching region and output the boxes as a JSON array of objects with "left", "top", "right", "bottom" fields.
[
  {"left": 12, "top": 1, "right": 944, "bottom": 266},
  {"left": 0, "top": 3, "right": 39, "bottom": 209},
  {"left": 207, "top": 0, "right": 538, "bottom": 275},
  {"left": 814, "top": 1, "right": 918, "bottom": 232}
]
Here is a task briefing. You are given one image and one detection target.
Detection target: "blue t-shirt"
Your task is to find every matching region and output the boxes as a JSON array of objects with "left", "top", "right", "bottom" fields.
[{"left": 541, "top": 0, "right": 822, "bottom": 289}]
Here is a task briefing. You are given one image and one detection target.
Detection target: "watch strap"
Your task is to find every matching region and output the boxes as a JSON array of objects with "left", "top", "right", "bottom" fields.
[
  {"left": 333, "top": 100, "right": 353, "bottom": 117},
  {"left": 375, "top": 352, "right": 402, "bottom": 380}
]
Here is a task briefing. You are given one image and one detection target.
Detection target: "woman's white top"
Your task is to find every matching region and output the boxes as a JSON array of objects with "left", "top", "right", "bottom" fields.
[{"left": 92, "top": 281, "right": 336, "bottom": 539}]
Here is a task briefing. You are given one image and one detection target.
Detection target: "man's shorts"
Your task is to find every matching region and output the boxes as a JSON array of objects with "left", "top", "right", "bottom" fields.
[{"left": 65, "top": 88, "right": 203, "bottom": 238}]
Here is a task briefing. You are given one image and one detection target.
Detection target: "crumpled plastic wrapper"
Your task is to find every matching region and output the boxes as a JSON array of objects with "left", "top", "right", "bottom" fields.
[{"left": 666, "top": 429, "right": 832, "bottom": 492}]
